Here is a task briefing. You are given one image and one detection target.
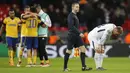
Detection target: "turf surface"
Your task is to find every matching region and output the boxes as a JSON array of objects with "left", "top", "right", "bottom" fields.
[{"left": 0, "top": 57, "right": 130, "bottom": 73}]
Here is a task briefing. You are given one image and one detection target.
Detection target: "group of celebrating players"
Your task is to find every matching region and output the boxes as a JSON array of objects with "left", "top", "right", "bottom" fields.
[
  {"left": 0, "top": 2, "right": 123, "bottom": 72},
  {"left": 0, "top": 5, "right": 51, "bottom": 67}
]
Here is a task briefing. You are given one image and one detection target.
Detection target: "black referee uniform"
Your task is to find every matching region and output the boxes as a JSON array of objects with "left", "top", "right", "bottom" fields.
[
  {"left": 63, "top": 11, "right": 92, "bottom": 71},
  {"left": 67, "top": 12, "right": 84, "bottom": 49}
]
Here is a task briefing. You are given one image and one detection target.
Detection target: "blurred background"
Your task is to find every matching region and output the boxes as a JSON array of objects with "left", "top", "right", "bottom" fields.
[{"left": 0, "top": 0, "right": 130, "bottom": 58}]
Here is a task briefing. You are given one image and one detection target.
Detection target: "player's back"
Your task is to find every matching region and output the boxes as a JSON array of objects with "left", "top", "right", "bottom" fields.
[
  {"left": 89, "top": 23, "right": 116, "bottom": 39},
  {"left": 25, "top": 17, "right": 39, "bottom": 37}
]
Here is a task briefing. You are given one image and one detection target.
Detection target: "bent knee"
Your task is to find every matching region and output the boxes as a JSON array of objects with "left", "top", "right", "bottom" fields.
[
  {"left": 66, "top": 49, "right": 72, "bottom": 54},
  {"left": 79, "top": 46, "right": 86, "bottom": 53}
]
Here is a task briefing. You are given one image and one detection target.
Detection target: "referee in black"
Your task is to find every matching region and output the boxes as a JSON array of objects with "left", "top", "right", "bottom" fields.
[{"left": 63, "top": 2, "right": 92, "bottom": 71}]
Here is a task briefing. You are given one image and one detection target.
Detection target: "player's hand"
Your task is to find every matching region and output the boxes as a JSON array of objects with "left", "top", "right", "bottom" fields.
[
  {"left": 32, "top": 13, "right": 38, "bottom": 16},
  {"left": 80, "top": 33, "right": 84, "bottom": 38},
  {"left": 29, "top": 13, "right": 37, "bottom": 18},
  {"left": 42, "top": 24, "right": 46, "bottom": 28},
  {"left": 96, "top": 45, "right": 104, "bottom": 53},
  {"left": 25, "top": 12, "right": 31, "bottom": 14}
]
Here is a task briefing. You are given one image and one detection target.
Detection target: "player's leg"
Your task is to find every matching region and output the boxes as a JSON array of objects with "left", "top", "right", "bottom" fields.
[
  {"left": 17, "top": 37, "right": 26, "bottom": 66},
  {"left": 43, "top": 37, "right": 50, "bottom": 65},
  {"left": 32, "top": 37, "right": 38, "bottom": 65},
  {"left": 12, "top": 38, "right": 18, "bottom": 57},
  {"left": 6, "top": 37, "right": 14, "bottom": 66},
  {"left": 38, "top": 37, "right": 44, "bottom": 65},
  {"left": 95, "top": 45, "right": 106, "bottom": 70},
  {"left": 26, "top": 37, "right": 32, "bottom": 67},
  {"left": 39, "top": 37, "right": 50, "bottom": 67},
  {"left": 63, "top": 35, "right": 73, "bottom": 71},
  {"left": 89, "top": 39, "right": 105, "bottom": 70},
  {"left": 88, "top": 34, "right": 101, "bottom": 70},
  {"left": 91, "top": 41, "right": 100, "bottom": 69},
  {"left": 63, "top": 49, "right": 72, "bottom": 71},
  {"left": 77, "top": 36, "right": 92, "bottom": 71}
]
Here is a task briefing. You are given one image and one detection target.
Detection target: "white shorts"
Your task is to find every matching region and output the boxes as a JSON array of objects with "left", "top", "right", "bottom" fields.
[{"left": 88, "top": 33, "right": 99, "bottom": 50}]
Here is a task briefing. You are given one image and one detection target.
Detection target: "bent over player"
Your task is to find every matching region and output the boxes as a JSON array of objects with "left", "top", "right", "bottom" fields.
[
  {"left": 63, "top": 2, "right": 92, "bottom": 71},
  {"left": 88, "top": 23, "right": 123, "bottom": 70}
]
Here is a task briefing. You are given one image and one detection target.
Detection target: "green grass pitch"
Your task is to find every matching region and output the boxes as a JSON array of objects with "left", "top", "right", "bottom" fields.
[{"left": 0, "top": 57, "right": 130, "bottom": 73}]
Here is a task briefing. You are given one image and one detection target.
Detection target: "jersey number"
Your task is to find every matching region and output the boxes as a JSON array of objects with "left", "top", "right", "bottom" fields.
[{"left": 28, "top": 19, "right": 36, "bottom": 28}]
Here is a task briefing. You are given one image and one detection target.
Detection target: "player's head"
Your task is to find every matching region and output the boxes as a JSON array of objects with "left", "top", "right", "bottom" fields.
[
  {"left": 113, "top": 26, "right": 123, "bottom": 36},
  {"left": 9, "top": 9, "right": 15, "bottom": 18},
  {"left": 72, "top": 2, "right": 80, "bottom": 13},
  {"left": 24, "top": 5, "right": 30, "bottom": 13},
  {"left": 35, "top": 4, "right": 42, "bottom": 13}
]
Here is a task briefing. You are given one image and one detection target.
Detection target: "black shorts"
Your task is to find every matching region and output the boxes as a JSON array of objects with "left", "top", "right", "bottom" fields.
[{"left": 67, "top": 34, "right": 84, "bottom": 50}]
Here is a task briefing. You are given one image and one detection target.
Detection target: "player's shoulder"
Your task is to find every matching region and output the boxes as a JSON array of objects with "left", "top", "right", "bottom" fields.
[
  {"left": 68, "top": 12, "right": 73, "bottom": 16},
  {"left": 105, "top": 23, "right": 116, "bottom": 31},
  {"left": 14, "top": 17, "right": 20, "bottom": 21},
  {"left": 68, "top": 12, "right": 74, "bottom": 18},
  {"left": 105, "top": 23, "right": 116, "bottom": 28}
]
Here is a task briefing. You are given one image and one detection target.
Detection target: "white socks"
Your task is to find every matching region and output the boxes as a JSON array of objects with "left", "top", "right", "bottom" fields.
[{"left": 94, "top": 53, "right": 104, "bottom": 68}]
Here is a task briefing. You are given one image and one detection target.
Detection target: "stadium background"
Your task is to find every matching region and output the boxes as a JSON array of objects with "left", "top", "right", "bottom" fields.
[{"left": 0, "top": 0, "right": 130, "bottom": 58}]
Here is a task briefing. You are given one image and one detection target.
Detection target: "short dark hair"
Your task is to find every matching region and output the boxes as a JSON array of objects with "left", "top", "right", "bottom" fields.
[
  {"left": 72, "top": 2, "right": 79, "bottom": 7},
  {"left": 9, "top": 9, "right": 14, "bottom": 12},
  {"left": 35, "top": 4, "right": 41, "bottom": 9},
  {"left": 116, "top": 26, "right": 123, "bottom": 34}
]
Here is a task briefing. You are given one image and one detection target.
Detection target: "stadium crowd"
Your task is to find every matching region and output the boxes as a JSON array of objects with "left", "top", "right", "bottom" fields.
[{"left": 0, "top": 0, "right": 130, "bottom": 44}]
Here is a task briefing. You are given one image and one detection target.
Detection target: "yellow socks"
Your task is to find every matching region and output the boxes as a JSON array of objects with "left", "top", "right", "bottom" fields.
[
  {"left": 9, "top": 50, "right": 14, "bottom": 66},
  {"left": 18, "top": 49, "right": 23, "bottom": 61},
  {"left": 41, "top": 60, "right": 44, "bottom": 63},
  {"left": 27, "top": 50, "right": 32, "bottom": 64},
  {"left": 27, "top": 57, "right": 32, "bottom": 64},
  {"left": 46, "top": 60, "right": 50, "bottom": 64},
  {"left": 33, "top": 56, "right": 37, "bottom": 64}
]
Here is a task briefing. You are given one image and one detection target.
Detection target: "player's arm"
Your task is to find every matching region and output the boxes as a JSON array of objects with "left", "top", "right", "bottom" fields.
[
  {"left": 0, "top": 24, "right": 5, "bottom": 36},
  {"left": 98, "top": 29, "right": 110, "bottom": 45},
  {"left": 21, "top": 13, "right": 34, "bottom": 19},
  {"left": 0, "top": 18, "right": 6, "bottom": 36},
  {"left": 40, "top": 14, "right": 52, "bottom": 27},
  {"left": 68, "top": 15, "right": 80, "bottom": 35}
]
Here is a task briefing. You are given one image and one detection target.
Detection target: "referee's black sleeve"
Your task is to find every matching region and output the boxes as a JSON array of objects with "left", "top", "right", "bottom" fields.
[{"left": 68, "top": 13, "right": 80, "bottom": 35}]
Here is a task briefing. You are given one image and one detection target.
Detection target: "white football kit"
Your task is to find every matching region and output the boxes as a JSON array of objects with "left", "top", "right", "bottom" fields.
[
  {"left": 88, "top": 23, "right": 118, "bottom": 69},
  {"left": 88, "top": 23, "right": 116, "bottom": 49}
]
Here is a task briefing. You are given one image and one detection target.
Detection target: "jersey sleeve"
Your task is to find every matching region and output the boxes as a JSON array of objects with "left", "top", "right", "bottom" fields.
[
  {"left": 17, "top": 18, "right": 21, "bottom": 23},
  {"left": 21, "top": 13, "right": 27, "bottom": 19},
  {"left": 98, "top": 29, "right": 111, "bottom": 45},
  {"left": 40, "top": 14, "right": 52, "bottom": 27}
]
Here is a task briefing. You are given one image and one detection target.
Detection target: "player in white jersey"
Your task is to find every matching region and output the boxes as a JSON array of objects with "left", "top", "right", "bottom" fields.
[{"left": 88, "top": 23, "right": 123, "bottom": 70}]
